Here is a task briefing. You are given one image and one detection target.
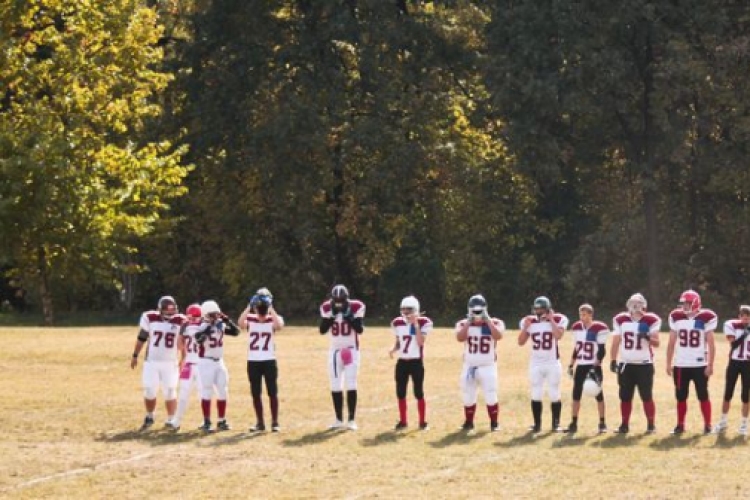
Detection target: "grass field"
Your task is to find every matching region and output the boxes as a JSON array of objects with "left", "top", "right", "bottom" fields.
[{"left": 1, "top": 325, "right": 749, "bottom": 499}]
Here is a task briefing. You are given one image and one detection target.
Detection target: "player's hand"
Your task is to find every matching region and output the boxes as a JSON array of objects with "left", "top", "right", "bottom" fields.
[
  {"left": 522, "top": 317, "right": 533, "bottom": 330},
  {"left": 131, "top": 357, "right": 138, "bottom": 369},
  {"left": 705, "top": 365, "right": 713, "bottom": 377},
  {"left": 481, "top": 310, "right": 491, "bottom": 322},
  {"left": 609, "top": 360, "right": 618, "bottom": 373},
  {"left": 666, "top": 365, "right": 672, "bottom": 376},
  {"left": 567, "top": 365, "right": 574, "bottom": 378},
  {"left": 389, "top": 348, "right": 397, "bottom": 359},
  {"left": 637, "top": 332, "right": 650, "bottom": 341}
]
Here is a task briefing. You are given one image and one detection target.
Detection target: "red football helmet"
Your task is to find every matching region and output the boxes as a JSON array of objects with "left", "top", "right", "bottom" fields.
[
  {"left": 186, "top": 304, "right": 202, "bottom": 319},
  {"left": 679, "top": 290, "right": 701, "bottom": 315}
]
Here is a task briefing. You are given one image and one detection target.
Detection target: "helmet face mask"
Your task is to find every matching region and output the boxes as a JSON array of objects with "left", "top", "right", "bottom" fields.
[
  {"left": 158, "top": 295, "right": 178, "bottom": 319},
  {"left": 467, "top": 294, "right": 487, "bottom": 320},
  {"left": 331, "top": 284, "right": 350, "bottom": 310}
]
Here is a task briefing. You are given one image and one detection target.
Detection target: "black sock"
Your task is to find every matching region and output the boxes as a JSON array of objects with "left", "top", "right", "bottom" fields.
[
  {"left": 571, "top": 416, "right": 578, "bottom": 424},
  {"left": 332, "top": 391, "right": 343, "bottom": 421},
  {"left": 551, "top": 401, "right": 562, "bottom": 425},
  {"left": 532, "top": 400, "right": 542, "bottom": 427},
  {"left": 346, "top": 390, "right": 357, "bottom": 421}
]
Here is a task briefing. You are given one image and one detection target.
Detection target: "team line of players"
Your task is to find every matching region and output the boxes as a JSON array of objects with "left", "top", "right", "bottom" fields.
[{"left": 130, "top": 286, "right": 750, "bottom": 436}]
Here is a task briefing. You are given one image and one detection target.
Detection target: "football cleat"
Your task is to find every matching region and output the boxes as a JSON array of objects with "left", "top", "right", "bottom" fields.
[
  {"left": 739, "top": 423, "right": 748, "bottom": 436},
  {"left": 420, "top": 422, "right": 430, "bottom": 431},
  {"left": 552, "top": 420, "right": 564, "bottom": 433},
  {"left": 140, "top": 416, "right": 154, "bottom": 431},
  {"left": 528, "top": 424, "right": 541, "bottom": 433},
  {"left": 490, "top": 422, "right": 499, "bottom": 432},
  {"left": 703, "top": 425, "right": 712, "bottom": 435},
  {"left": 328, "top": 420, "right": 344, "bottom": 430},
  {"left": 249, "top": 423, "right": 266, "bottom": 432},
  {"left": 462, "top": 421, "right": 475, "bottom": 432},
  {"left": 671, "top": 425, "right": 685, "bottom": 435},
  {"left": 564, "top": 421, "right": 577, "bottom": 434},
  {"left": 394, "top": 421, "right": 408, "bottom": 431},
  {"left": 198, "top": 421, "right": 213, "bottom": 433},
  {"left": 216, "top": 420, "right": 231, "bottom": 431},
  {"left": 598, "top": 422, "right": 608, "bottom": 434},
  {"left": 346, "top": 420, "right": 358, "bottom": 431},
  {"left": 164, "top": 420, "right": 180, "bottom": 431},
  {"left": 646, "top": 423, "right": 656, "bottom": 434},
  {"left": 614, "top": 424, "right": 629, "bottom": 434},
  {"left": 271, "top": 422, "right": 280, "bottom": 432},
  {"left": 713, "top": 421, "right": 728, "bottom": 433}
]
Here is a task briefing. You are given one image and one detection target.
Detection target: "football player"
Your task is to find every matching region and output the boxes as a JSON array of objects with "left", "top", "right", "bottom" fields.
[
  {"left": 166, "top": 303, "right": 204, "bottom": 430},
  {"left": 131, "top": 295, "right": 187, "bottom": 430},
  {"left": 239, "top": 288, "right": 285, "bottom": 432},
  {"left": 319, "top": 284, "right": 366, "bottom": 430},
  {"left": 564, "top": 304, "right": 609, "bottom": 434},
  {"left": 389, "top": 296, "right": 433, "bottom": 431},
  {"left": 610, "top": 293, "right": 662, "bottom": 434},
  {"left": 713, "top": 305, "right": 750, "bottom": 435},
  {"left": 518, "top": 296, "right": 569, "bottom": 433},
  {"left": 666, "top": 290, "right": 717, "bottom": 434},
  {"left": 194, "top": 300, "right": 240, "bottom": 432},
  {"left": 456, "top": 294, "right": 505, "bottom": 432}
]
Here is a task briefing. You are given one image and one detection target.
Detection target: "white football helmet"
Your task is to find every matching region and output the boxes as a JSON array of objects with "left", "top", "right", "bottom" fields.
[
  {"left": 400, "top": 296, "right": 420, "bottom": 317},
  {"left": 582, "top": 377, "right": 602, "bottom": 397},
  {"left": 468, "top": 294, "right": 487, "bottom": 318},
  {"left": 158, "top": 295, "right": 178, "bottom": 319},
  {"left": 626, "top": 293, "right": 647, "bottom": 316},
  {"left": 201, "top": 300, "right": 221, "bottom": 318}
]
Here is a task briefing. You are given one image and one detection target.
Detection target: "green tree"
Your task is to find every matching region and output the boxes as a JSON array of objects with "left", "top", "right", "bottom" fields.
[{"left": 0, "top": 0, "right": 191, "bottom": 324}]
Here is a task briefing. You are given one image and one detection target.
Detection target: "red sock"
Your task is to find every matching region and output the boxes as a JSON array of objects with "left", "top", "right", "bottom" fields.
[
  {"left": 621, "top": 401, "right": 632, "bottom": 425},
  {"left": 417, "top": 398, "right": 426, "bottom": 425},
  {"left": 487, "top": 403, "right": 499, "bottom": 424},
  {"left": 643, "top": 400, "right": 656, "bottom": 425},
  {"left": 201, "top": 399, "right": 211, "bottom": 420},
  {"left": 464, "top": 404, "right": 476, "bottom": 424},
  {"left": 217, "top": 399, "right": 227, "bottom": 420},
  {"left": 398, "top": 399, "right": 407, "bottom": 424},
  {"left": 677, "top": 401, "right": 687, "bottom": 426},
  {"left": 700, "top": 400, "right": 712, "bottom": 426}
]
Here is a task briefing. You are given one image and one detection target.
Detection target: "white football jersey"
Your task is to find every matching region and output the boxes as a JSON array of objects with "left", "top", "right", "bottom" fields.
[
  {"left": 612, "top": 312, "right": 662, "bottom": 363},
  {"left": 455, "top": 318, "right": 505, "bottom": 367},
  {"left": 570, "top": 320, "right": 609, "bottom": 366},
  {"left": 319, "top": 299, "right": 366, "bottom": 351},
  {"left": 197, "top": 320, "right": 227, "bottom": 360},
  {"left": 180, "top": 320, "right": 203, "bottom": 364},
  {"left": 246, "top": 314, "right": 284, "bottom": 361},
  {"left": 519, "top": 313, "right": 569, "bottom": 364},
  {"left": 724, "top": 319, "right": 750, "bottom": 361},
  {"left": 139, "top": 311, "right": 186, "bottom": 362},
  {"left": 391, "top": 316, "right": 433, "bottom": 360},
  {"left": 669, "top": 309, "right": 717, "bottom": 367}
]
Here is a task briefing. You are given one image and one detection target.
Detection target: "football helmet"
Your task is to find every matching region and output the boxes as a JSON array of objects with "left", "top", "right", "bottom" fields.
[
  {"left": 679, "top": 290, "right": 701, "bottom": 315},
  {"left": 626, "top": 293, "right": 647, "bottom": 316},
  {"left": 158, "top": 295, "right": 178, "bottom": 319},
  {"left": 467, "top": 294, "right": 487, "bottom": 318},
  {"left": 186, "top": 304, "right": 202, "bottom": 319},
  {"left": 256, "top": 287, "right": 273, "bottom": 300},
  {"left": 740, "top": 305, "right": 750, "bottom": 316},
  {"left": 331, "top": 284, "right": 350, "bottom": 309},
  {"left": 201, "top": 300, "right": 221, "bottom": 318},
  {"left": 533, "top": 296, "right": 551, "bottom": 312},
  {"left": 400, "top": 295, "right": 420, "bottom": 317},
  {"left": 582, "top": 376, "right": 602, "bottom": 398}
]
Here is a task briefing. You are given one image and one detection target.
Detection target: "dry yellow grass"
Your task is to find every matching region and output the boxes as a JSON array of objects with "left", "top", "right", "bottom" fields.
[{"left": 0, "top": 325, "right": 748, "bottom": 499}]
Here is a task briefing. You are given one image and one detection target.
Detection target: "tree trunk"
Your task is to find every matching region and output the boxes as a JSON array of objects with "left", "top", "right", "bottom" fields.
[{"left": 37, "top": 246, "right": 55, "bottom": 326}]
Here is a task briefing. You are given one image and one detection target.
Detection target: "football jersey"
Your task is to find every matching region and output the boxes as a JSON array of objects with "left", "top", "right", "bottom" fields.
[
  {"left": 570, "top": 320, "right": 609, "bottom": 366},
  {"left": 139, "top": 311, "right": 186, "bottom": 362},
  {"left": 669, "top": 309, "right": 717, "bottom": 367},
  {"left": 391, "top": 316, "right": 433, "bottom": 360},
  {"left": 612, "top": 312, "right": 662, "bottom": 363},
  {"left": 197, "top": 320, "right": 227, "bottom": 360},
  {"left": 723, "top": 319, "right": 750, "bottom": 361},
  {"left": 180, "top": 319, "right": 203, "bottom": 363},
  {"left": 519, "top": 313, "right": 569, "bottom": 364},
  {"left": 319, "top": 299, "right": 366, "bottom": 351},
  {"left": 245, "top": 314, "right": 285, "bottom": 361},
  {"left": 455, "top": 318, "right": 506, "bottom": 367}
]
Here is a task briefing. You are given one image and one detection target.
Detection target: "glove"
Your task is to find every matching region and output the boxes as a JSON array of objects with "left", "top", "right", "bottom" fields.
[
  {"left": 195, "top": 325, "right": 212, "bottom": 344},
  {"left": 342, "top": 308, "right": 355, "bottom": 323},
  {"left": 610, "top": 360, "right": 618, "bottom": 373},
  {"left": 567, "top": 365, "right": 574, "bottom": 378}
]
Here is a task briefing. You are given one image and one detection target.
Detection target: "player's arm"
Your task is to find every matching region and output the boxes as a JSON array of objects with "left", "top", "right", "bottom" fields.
[
  {"left": 177, "top": 332, "right": 186, "bottom": 368},
  {"left": 414, "top": 317, "right": 426, "bottom": 347},
  {"left": 238, "top": 306, "right": 251, "bottom": 331},
  {"left": 547, "top": 310, "right": 564, "bottom": 340},
  {"left": 268, "top": 306, "right": 285, "bottom": 331},
  {"left": 609, "top": 335, "right": 621, "bottom": 372},
  {"left": 485, "top": 317, "right": 503, "bottom": 340},
  {"left": 456, "top": 321, "right": 469, "bottom": 342},
  {"left": 344, "top": 310, "right": 364, "bottom": 334},
  {"left": 518, "top": 317, "right": 532, "bottom": 346},
  {"left": 595, "top": 341, "right": 606, "bottom": 366},
  {"left": 131, "top": 329, "right": 149, "bottom": 369},
  {"left": 665, "top": 330, "right": 677, "bottom": 376},
  {"left": 706, "top": 330, "right": 716, "bottom": 376},
  {"left": 389, "top": 336, "right": 400, "bottom": 359},
  {"left": 221, "top": 314, "right": 241, "bottom": 336}
]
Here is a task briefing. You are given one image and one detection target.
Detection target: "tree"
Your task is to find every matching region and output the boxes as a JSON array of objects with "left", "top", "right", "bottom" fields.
[{"left": 0, "top": 0, "right": 191, "bottom": 324}]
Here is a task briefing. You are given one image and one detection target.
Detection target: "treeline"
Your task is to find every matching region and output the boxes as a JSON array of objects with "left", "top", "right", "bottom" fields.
[{"left": 1, "top": 1, "right": 749, "bottom": 325}]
